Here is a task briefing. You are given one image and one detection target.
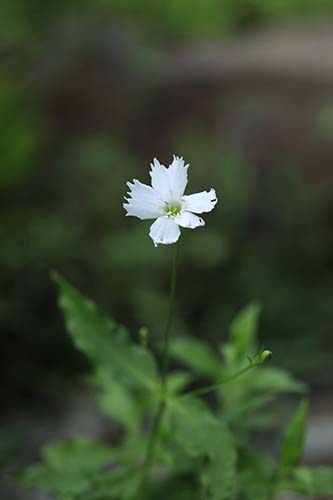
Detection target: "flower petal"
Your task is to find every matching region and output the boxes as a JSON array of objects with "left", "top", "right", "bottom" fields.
[
  {"left": 123, "top": 179, "right": 164, "bottom": 220},
  {"left": 167, "top": 155, "right": 189, "bottom": 200},
  {"left": 150, "top": 158, "right": 171, "bottom": 201},
  {"left": 150, "top": 156, "right": 189, "bottom": 203},
  {"left": 149, "top": 216, "right": 181, "bottom": 247},
  {"left": 175, "top": 211, "right": 205, "bottom": 229},
  {"left": 182, "top": 188, "right": 217, "bottom": 214}
]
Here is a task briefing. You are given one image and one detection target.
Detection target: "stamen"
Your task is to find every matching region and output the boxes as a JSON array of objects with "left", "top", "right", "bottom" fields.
[{"left": 165, "top": 202, "right": 182, "bottom": 217}]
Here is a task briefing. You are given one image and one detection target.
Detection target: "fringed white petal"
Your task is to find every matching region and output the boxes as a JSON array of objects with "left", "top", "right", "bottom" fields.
[
  {"left": 150, "top": 156, "right": 189, "bottom": 203},
  {"left": 167, "top": 155, "right": 189, "bottom": 200},
  {"left": 123, "top": 179, "right": 164, "bottom": 220},
  {"left": 182, "top": 188, "right": 218, "bottom": 214},
  {"left": 149, "top": 158, "right": 172, "bottom": 202},
  {"left": 149, "top": 216, "right": 181, "bottom": 247},
  {"left": 124, "top": 155, "right": 218, "bottom": 246},
  {"left": 175, "top": 211, "right": 205, "bottom": 229}
]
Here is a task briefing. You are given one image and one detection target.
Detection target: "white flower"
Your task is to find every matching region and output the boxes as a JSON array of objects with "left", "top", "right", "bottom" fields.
[{"left": 123, "top": 156, "right": 218, "bottom": 247}]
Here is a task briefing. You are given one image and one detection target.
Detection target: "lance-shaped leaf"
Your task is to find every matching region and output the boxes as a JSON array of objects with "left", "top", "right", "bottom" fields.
[
  {"left": 53, "top": 273, "right": 158, "bottom": 393},
  {"left": 223, "top": 303, "right": 261, "bottom": 368},
  {"left": 282, "top": 400, "right": 308, "bottom": 475}
]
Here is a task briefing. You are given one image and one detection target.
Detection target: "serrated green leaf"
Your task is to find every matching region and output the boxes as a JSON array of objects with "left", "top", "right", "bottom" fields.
[
  {"left": 170, "top": 337, "right": 222, "bottom": 378},
  {"left": 282, "top": 400, "right": 308, "bottom": 475},
  {"left": 17, "top": 439, "right": 115, "bottom": 498},
  {"left": 16, "top": 438, "right": 144, "bottom": 500},
  {"left": 286, "top": 466, "right": 333, "bottom": 497},
  {"left": 53, "top": 274, "right": 158, "bottom": 394},
  {"left": 169, "top": 398, "right": 237, "bottom": 500}
]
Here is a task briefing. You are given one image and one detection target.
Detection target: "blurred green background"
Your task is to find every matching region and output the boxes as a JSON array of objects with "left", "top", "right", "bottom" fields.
[{"left": 1, "top": 0, "right": 333, "bottom": 496}]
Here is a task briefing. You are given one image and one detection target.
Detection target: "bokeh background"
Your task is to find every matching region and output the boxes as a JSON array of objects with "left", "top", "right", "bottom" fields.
[{"left": 1, "top": 1, "right": 333, "bottom": 498}]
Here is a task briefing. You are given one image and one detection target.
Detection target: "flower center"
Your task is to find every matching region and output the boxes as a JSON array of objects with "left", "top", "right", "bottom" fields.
[{"left": 165, "top": 202, "right": 182, "bottom": 217}]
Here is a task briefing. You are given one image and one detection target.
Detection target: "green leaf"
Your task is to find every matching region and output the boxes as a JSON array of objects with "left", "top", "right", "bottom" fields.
[
  {"left": 222, "top": 394, "right": 275, "bottom": 428},
  {"left": 287, "top": 466, "right": 333, "bottom": 497},
  {"left": 170, "top": 336, "right": 222, "bottom": 378},
  {"left": 72, "top": 467, "right": 142, "bottom": 500},
  {"left": 53, "top": 273, "right": 159, "bottom": 394},
  {"left": 221, "top": 304, "right": 261, "bottom": 384},
  {"left": 92, "top": 376, "right": 140, "bottom": 430},
  {"left": 42, "top": 439, "right": 113, "bottom": 469},
  {"left": 228, "top": 303, "right": 261, "bottom": 364},
  {"left": 166, "top": 371, "right": 193, "bottom": 395},
  {"left": 17, "top": 438, "right": 144, "bottom": 500},
  {"left": 169, "top": 398, "right": 237, "bottom": 500},
  {"left": 282, "top": 400, "right": 308, "bottom": 475},
  {"left": 246, "top": 367, "right": 307, "bottom": 394},
  {"left": 219, "top": 304, "right": 262, "bottom": 410},
  {"left": 236, "top": 448, "right": 277, "bottom": 500},
  {"left": 16, "top": 438, "right": 115, "bottom": 498}
]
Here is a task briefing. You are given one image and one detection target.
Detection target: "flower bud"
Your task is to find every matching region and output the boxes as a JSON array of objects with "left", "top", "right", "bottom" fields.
[
  {"left": 253, "top": 349, "right": 272, "bottom": 365},
  {"left": 259, "top": 349, "right": 272, "bottom": 362}
]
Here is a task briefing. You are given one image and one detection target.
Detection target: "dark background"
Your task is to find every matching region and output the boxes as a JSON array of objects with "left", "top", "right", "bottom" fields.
[{"left": 1, "top": 1, "right": 333, "bottom": 498}]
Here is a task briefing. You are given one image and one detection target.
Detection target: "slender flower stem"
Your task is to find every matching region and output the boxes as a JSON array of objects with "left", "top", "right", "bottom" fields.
[
  {"left": 182, "top": 363, "right": 255, "bottom": 399},
  {"left": 161, "top": 239, "right": 180, "bottom": 387},
  {"left": 180, "top": 348, "right": 272, "bottom": 400},
  {"left": 139, "top": 240, "right": 180, "bottom": 496}
]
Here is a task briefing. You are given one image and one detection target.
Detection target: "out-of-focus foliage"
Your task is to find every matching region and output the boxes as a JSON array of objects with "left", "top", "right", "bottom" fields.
[
  {"left": 0, "top": 75, "right": 41, "bottom": 186},
  {"left": 16, "top": 439, "right": 116, "bottom": 498},
  {"left": 287, "top": 466, "right": 333, "bottom": 497},
  {"left": 104, "top": 0, "right": 333, "bottom": 40},
  {"left": 1, "top": 132, "right": 333, "bottom": 412},
  {"left": 1, "top": 0, "right": 333, "bottom": 483},
  {"left": 15, "top": 277, "right": 333, "bottom": 499},
  {"left": 2, "top": 0, "right": 333, "bottom": 45},
  {"left": 0, "top": 0, "right": 333, "bottom": 45},
  {"left": 282, "top": 400, "right": 308, "bottom": 475},
  {"left": 170, "top": 303, "right": 306, "bottom": 435}
]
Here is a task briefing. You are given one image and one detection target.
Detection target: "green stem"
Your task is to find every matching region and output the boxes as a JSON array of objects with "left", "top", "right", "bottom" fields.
[
  {"left": 182, "top": 363, "right": 255, "bottom": 399},
  {"left": 139, "top": 240, "right": 180, "bottom": 496},
  {"left": 161, "top": 239, "right": 180, "bottom": 387}
]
